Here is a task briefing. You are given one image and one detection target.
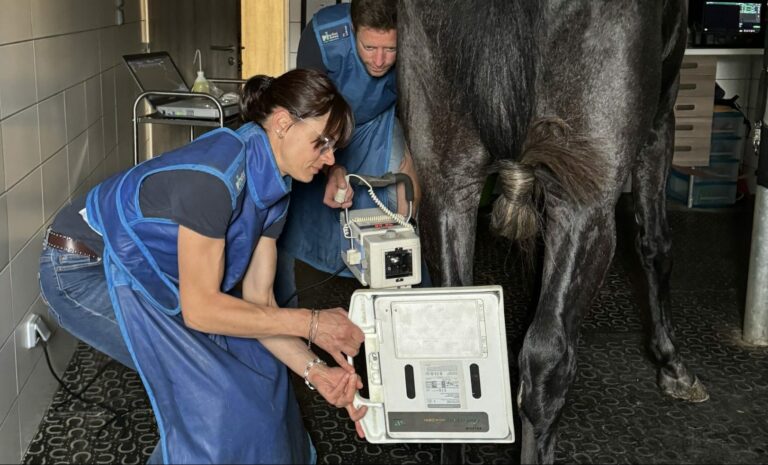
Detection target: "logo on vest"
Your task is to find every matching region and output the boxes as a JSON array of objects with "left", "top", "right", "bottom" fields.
[
  {"left": 235, "top": 171, "right": 246, "bottom": 192},
  {"left": 320, "top": 24, "right": 350, "bottom": 44}
]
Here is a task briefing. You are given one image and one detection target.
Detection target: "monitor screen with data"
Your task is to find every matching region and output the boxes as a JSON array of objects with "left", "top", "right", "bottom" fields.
[{"left": 703, "top": 2, "right": 761, "bottom": 33}]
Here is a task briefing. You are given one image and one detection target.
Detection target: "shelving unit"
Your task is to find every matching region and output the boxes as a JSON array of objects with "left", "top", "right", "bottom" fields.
[{"left": 667, "top": 48, "right": 762, "bottom": 207}]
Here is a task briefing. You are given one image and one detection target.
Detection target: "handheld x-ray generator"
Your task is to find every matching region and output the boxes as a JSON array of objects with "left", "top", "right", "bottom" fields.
[
  {"left": 339, "top": 173, "right": 421, "bottom": 289},
  {"left": 339, "top": 173, "right": 515, "bottom": 444}
]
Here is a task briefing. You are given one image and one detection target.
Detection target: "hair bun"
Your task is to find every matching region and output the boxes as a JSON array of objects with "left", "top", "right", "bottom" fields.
[{"left": 240, "top": 75, "right": 275, "bottom": 122}]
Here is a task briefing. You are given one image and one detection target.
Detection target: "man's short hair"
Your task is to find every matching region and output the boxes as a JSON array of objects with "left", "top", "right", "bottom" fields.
[{"left": 350, "top": 0, "right": 397, "bottom": 31}]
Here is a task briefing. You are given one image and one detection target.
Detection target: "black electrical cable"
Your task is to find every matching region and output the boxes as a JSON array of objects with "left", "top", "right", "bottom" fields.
[
  {"left": 41, "top": 339, "right": 131, "bottom": 429},
  {"left": 52, "top": 357, "right": 114, "bottom": 412},
  {"left": 278, "top": 264, "right": 347, "bottom": 307}
]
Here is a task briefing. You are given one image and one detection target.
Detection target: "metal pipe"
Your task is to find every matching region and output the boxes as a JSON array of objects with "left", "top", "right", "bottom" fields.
[
  {"left": 743, "top": 24, "right": 768, "bottom": 344},
  {"left": 133, "top": 92, "right": 146, "bottom": 166},
  {"left": 745, "top": 186, "right": 768, "bottom": 345}
]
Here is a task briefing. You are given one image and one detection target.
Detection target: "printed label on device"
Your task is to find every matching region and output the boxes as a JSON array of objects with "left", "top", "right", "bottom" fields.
[{"left": 423, "top": 363, "right": 462, "bottom": 408}]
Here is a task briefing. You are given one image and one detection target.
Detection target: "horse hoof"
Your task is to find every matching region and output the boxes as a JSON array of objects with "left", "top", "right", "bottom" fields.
[{"left": 659, "top": 373, "right": 710, "bottom": 403}]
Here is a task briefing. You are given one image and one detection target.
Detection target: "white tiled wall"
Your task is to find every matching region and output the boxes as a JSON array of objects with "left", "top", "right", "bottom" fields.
[
  {"left": 0, "top": 1, "right": 145, "bottom": 462},
  {"left": 288, "top": 0, "right": 350, "bottom": 70},
  {"left": 714, "top": 53, "right": 764, "bottom": 193}
]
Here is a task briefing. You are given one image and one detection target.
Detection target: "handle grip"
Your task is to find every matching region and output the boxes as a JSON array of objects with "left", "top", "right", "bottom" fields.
[
  {"left": 334, "top": 187, "right": 348, "bottom": 204},
  {"left": 348, "top": 172, "right": 415, "bottom": 202},
  {"left": 348, "top": 354, "right": 376, "bottom": 407}
]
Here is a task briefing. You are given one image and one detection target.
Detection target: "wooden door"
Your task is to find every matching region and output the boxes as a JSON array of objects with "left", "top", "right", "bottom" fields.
[
  {"left": 208, "top": 0, "right": 241, "bottom": 79},
  {"left": 148, "top": 0, "right": 240, "bottom": 83},
  {"left": 145, "top": 1, "right": 240, "bottom": 156}
]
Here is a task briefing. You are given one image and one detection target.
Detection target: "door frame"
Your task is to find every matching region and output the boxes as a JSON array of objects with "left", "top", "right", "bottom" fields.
[{"left": 242, "top": 0, "right": 288, "bottom": 77}]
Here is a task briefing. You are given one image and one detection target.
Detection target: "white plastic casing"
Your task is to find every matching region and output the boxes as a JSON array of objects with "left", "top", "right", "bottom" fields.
[
  {"left": 348, "top": 286, "right": 515, "bottom": 443},
  {"left": 341, "top": 208, "right": 421, "bottom": 289}
]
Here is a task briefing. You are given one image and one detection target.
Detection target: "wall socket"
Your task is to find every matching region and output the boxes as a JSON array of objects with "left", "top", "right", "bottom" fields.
[{"left": 22, "top": 314, "right": 52, "bottom": 350}]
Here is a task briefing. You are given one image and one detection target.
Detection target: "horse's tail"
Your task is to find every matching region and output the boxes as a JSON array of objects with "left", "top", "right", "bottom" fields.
[{"left": 490, "top": 117, "right": 606, "bottom": 251}]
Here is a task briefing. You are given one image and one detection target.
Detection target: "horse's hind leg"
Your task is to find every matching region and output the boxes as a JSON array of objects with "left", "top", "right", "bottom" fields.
[
  {"left": 507, "top": 118, "right": 622, "bottom": 462},
  {"left": 517, "top": 196, "right": 618, "bottom": 464},
  {"left": 631, "top": 78, "right": 709, "bottom": 403}
]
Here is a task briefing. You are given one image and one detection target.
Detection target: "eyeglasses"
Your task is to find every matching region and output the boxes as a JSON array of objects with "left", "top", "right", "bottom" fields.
[{"left": 286, "top": 114, "right": 336, "bottom": 155}]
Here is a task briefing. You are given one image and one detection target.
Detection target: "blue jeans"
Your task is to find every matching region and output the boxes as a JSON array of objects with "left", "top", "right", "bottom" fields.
[{"left": 39, "top": 243, "right": 163, "bottom": 464}]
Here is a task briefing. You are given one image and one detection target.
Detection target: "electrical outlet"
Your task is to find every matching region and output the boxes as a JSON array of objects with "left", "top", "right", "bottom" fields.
[{"left": 22, "top": 314, "right": 51, "bottom": 350}]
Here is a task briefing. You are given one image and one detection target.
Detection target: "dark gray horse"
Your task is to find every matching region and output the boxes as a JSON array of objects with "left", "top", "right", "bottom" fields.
[{"left": 397, "top": 1, "right": 709, "bottom": 463}]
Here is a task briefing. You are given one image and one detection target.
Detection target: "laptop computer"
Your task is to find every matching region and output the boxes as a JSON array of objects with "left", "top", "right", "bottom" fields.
[{"left": 123, "top": 52, "right": 240, "bottom": 120}]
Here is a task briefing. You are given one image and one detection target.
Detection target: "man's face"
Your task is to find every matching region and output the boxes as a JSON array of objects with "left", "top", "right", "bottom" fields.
[{"left": 355, "top": 26, "right": 397, "bottom": 77}]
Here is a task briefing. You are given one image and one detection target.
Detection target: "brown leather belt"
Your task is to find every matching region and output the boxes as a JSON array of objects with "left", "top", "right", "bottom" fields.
[{"left": 46, "top": 230, "right": 99, "bottom": 259}]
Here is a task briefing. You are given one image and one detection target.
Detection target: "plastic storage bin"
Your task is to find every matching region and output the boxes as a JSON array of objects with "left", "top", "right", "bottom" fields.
[
  {"left": 667, "top": 168, "right": 737, "bottom": 207},
  {"left": 698, "top": 156, "right": 739, "bottom": 181},
  {"left": 709, "top": 135, "right": 741, "bottom": 158},
  {"left": 711, "top": 109, "right": 743, "bottom": 135}
]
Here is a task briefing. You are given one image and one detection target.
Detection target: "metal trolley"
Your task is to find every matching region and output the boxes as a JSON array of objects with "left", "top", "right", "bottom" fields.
[{"left": 131, "top": 78, "right": 245, "bottom": 165}]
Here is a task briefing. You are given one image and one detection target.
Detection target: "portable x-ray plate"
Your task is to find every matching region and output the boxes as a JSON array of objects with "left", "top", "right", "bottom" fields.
[{"left": 348, "top": 285, "right": 515, "bottom": 443}]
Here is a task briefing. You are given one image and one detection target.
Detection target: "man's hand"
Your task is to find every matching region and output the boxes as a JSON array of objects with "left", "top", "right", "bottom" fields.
[
  {"left": 323, "top": 165, "right": 353, "bottom": 209},
  {"left": 312, "top": 308, "right": 365, "bottom": 369},
  {"left": 308, "top": 364, "right": 368, "bottom": 438}
]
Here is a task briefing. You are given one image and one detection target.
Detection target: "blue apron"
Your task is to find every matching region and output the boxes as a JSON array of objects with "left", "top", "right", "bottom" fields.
[
  {"left": 278, "top": 3, "right": 399, "bottom": 274},
  {"left": 85, "top": 123, "right": 313, "bottom": 464}
]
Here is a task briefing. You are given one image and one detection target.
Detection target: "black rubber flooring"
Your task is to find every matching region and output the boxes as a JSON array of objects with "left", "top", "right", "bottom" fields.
[{"left": 23, "top": 194, "right": 768, "bottom": 464}]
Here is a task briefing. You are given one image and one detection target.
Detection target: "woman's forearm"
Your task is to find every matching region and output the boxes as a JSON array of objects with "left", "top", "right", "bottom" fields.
[
  {"left": 180, "top": 290, "right": 311, "bottom": 339},
  {"left": 241, "top": 287, "right": 317, "bottom": 377},
  {"left": 258, "top": 335, "right": 317, "bottom": 376}
]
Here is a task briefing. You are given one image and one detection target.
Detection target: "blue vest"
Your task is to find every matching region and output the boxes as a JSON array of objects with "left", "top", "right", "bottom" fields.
[
  {"left": 86, "top": 123, "right": 312, "bottom": 464},
  {"left": 313, "top": 3, "right": 397, "bottom": 124},
  {"left": 279, "top": 3, "right": 399, "bottom": 274}
]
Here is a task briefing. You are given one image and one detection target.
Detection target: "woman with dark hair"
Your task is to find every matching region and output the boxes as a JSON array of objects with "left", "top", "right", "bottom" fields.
[{"left": 38, "top": 68, "right": 364, "bottom": 464}]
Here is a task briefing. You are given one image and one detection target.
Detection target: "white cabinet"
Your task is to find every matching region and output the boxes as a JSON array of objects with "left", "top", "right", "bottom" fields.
[{"left": 673, "top": 55, "right": 717, "bottom": 166}]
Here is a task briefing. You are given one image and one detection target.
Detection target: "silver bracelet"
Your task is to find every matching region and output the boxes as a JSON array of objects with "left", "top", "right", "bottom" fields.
[
  {"left": 303, "top": 357, "right": 326, "bottom": 391},
  {"left": 307, "top": 309, "right": 320, "bottom": 350}
]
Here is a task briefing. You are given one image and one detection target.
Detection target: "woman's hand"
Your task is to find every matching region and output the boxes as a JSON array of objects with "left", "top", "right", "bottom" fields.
[
  {"left": 311, "top": 308, "right": 365, "bottom": 370},
  {"left": 308, "top": 364, "right": 368, "bottom": 438},
  {"left": 323, "top": 165, "right": 353, "bottom": 208}
]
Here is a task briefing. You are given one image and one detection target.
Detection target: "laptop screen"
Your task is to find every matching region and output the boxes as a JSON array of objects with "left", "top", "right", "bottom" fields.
[{"left": 123, "top": 52, "right": 189, "bottom": 93}]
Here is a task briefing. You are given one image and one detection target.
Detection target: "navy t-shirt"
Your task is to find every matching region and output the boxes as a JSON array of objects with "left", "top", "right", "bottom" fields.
[
  {"left": 297, "top": 21, "right": 327, "bottom": 71},
  {"left": 52, "top": 170, "right": 285, "bottom": 256}
]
